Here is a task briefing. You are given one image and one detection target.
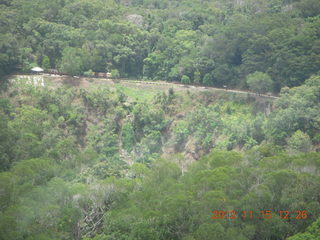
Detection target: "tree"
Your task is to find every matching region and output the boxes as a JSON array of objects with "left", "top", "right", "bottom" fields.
[
  {"left": 111, "top": 69, "right": 120, "bottom": 78},
  {"left": 0, "top": 33, "right": 19, "bottom": 80},
  {"left": 181, "top": 75, "right": 191, "bottom": 84},
  {"left": 203, "top": 73, "right": 212, "bottom": 86},
  {"left": 288, "top": 218, "right": 320, "bottom": 240},
  {"left": 0, "top": 111, "right": 14, "bottom": 171},
  {"left": 193, "top": 71, "right": 201, "bottom": 84},
  {"left": 267, "top": 76, "right": 320, "bottom": 144},
  {"left": 9, "top": 106, "right": 52, "bottom": 162},
  {"left": 59, "top": 47, "right": 84, "bottom": 76},
  {"left": 246, "top": 71, "right": 273, "bottom": 94},
  {"left": 194, "top": 223, "right": 225, "bottom": 240},
  {"left": 122, "top": 123, "right": 135, "bottom": 152},
  {"left": 42, "top": 55, "right": 51, "bottom": 70},
  {"left": 212, "top": 64, "right": 236, "bottom": 87},
  {"left": 287, "top": 130, "right": 312, "bottom": 154}
]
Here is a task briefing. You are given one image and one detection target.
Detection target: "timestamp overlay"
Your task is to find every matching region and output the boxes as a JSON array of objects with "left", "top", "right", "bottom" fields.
[{"left": 211, "top": 210, "right": 310, "bottom": 220}]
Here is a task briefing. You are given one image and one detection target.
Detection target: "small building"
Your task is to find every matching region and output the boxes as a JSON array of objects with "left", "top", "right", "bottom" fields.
[{"left": 31, "top": 67, "right": 44, "bottom": 74}]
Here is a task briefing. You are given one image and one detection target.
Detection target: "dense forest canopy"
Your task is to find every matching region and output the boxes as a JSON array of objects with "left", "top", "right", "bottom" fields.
[
  {"left": 1, "top": 0, "right": 320, "bottom": 91},
  {"left": 1, "top": 0, "right": 320, "bottom": 239}
]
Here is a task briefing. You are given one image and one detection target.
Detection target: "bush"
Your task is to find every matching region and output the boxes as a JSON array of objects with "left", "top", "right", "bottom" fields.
[
  {"left": 194, "top": 71, "right": 201, "bottom": 84},
  {"left": 122, "top": 123, "right": 135, "bottom": 152},
  {"left": 111, "top": 69, "right": 120, "bottom": 78},
  {"left": 287, "top": 130, "right": 312, "bottom": 154},
  {"left": 42, "top": 56, "right": 51, "bottom": 70},
  {"left": 181, "top": 75, "right": 191, "bottom": 84},
  {"left": 203, "top": 73, "right": 212, "bottom": 86},
  {"left": 246, "top": 71, "right": 273, "bottom": 94},
  {"left": 84, "top": 69, "right": 93, "bottom": 77}
]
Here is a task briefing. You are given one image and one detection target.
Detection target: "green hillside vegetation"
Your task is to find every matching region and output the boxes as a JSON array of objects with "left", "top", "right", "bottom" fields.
[
  {"left": 1, "top": 0, "right": 320, "bottom": 239},
  {"left": 0, "top": 75, "right": 319, "bottom": 239},
  {"left": 1, "top": 0, "right": 320, "bottom": 91}
]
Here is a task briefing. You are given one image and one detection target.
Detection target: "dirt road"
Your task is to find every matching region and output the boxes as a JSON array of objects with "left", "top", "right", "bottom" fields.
[
  {"left": 10, "top": 74, "right": 279, "bottom": 100},
  {"left": 121, "top": 79, "right": 279, "bottom": 99}
]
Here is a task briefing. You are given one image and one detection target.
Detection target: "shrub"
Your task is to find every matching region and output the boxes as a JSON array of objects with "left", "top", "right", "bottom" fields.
[{"left": 181, "top": 75, "right": 191, "bottom": 84}]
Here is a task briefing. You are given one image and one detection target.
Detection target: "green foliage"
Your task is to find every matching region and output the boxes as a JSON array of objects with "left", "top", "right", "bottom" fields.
[
  {"left": 122, "top": 122, "right": 135, "bottom": 152},
  {"left": 0, "top": 111, "right": 14, "bottom": 171},
  {"left": 8, "top": 106, "right": 53, "bottom": 162},
  {"left": 202, "top": 73, "right": 212, "bottom": 86},
  {"left": 173, "top": 102, "right": 263, "bottom": 152},
  {"left": 11, "top": 158, "right": 55, "bottom": 185},
  {"left": 42, "top": 56, "right": 51, "bottom": 70},
  {"left": 246, "top": 71, "right": 273, "bottom": 94},
  {"left": 194, "top": 223, "right": 225, "bottom": 240},
  {"left": 99, "top": 150, "right": 320, "bottom": 240},
  {"left": 267, "top": 76, "right": 320, "bottom": 144},
  {"left": 132, "top": 102, "right": 167, "bottom": 142},
  {"left": 288, "top": 218, "right": 320, "bottom": 240},
  {"left": 59, "top": 47, "right": 86, "bottom": 76},
  {"left": 111, "top": 69, "right": 120, "bottom": 78},
  {"left": 181, "top": 75, "right": 191, "bottom": 84},
  {"left": 287, "top": 130, "right": 312, "bottom": 154},
  {"left": 84, "top": 69, "right": 93, "bottom": 77},
  {"left": 87, "top": 122, "right": 119, "bottom": 158},
  {"left": 1, "top": 9, "right": 320, "bottom": 235},
  {"left": 0, "top": 0, "right": 319, "bottom": 90},
  {"left": 193, "top": 71, "right": 201, "bottom": 84}
]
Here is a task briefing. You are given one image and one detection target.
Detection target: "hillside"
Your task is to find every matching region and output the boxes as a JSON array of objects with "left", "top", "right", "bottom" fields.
[
  {"left": 1, "top": 0, "right": 320, "bottom": 91},
  {"left": 0, "top": 75, "right": 319, "bottom": 239},
  {"left": 1, "top": 0, "right": 320, "bottom": 239}
]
